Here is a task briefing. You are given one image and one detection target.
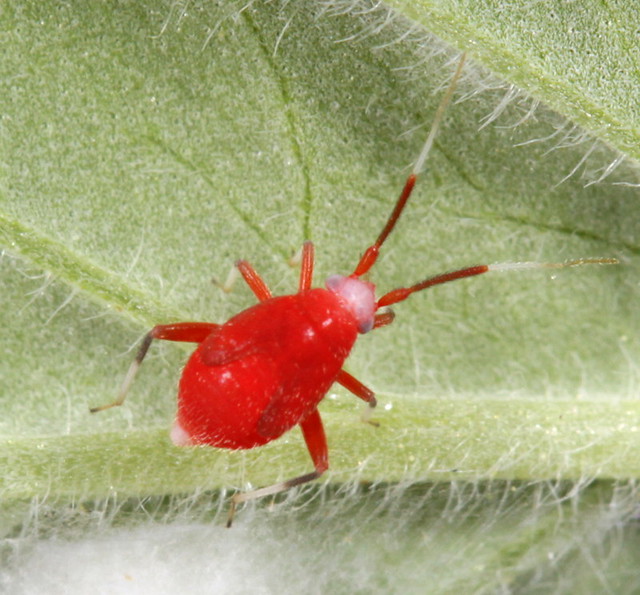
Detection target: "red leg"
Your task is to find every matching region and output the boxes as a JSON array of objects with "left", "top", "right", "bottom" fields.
[
  {"left": 227, "top": 408, "right": 328, "bottom": 527},
  {"left": 373, "top": 310, "right": 395, "bottom": 329},
  {"left": 235, "top": 260, "right": 272, "bottom": 302},
  {"left": 336, "top": 369, "right": 378, "bottom": 425},
  {"left": 297, "top": 241, "right": 315, "bottom": 292},
  {"left": 298, "top": 408, "right": 329, "bottom": 473},
  {"left": 150, "top": 322, "right": 220, "bottom": 343},
  {"left": 90, "top": 322, "right": 219, "bottom": 413}
]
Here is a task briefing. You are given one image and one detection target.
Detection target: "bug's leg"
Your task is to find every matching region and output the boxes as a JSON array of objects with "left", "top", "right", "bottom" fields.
[
  {"left": 294, "top": 241, "right": 315, "bottom": 292},
  {"left": 373, "top": 310, "right": 395, "bottom": 329},
  {"left": 235, "top": 259, "right": 273, "bottom": 302},
  {"left": 215, "top": 260, "right": 273, "bottom": 302},
  {"left": 336, "top": 369, "right": 378, "bottom": 426},
  {"left": 215, "top": 264, "right": 241, "bottom": 293},
  {"left": 227, "top": 408, "right": 328, "bottom": 527},
  {"left": 90, "top": 322, "right": 219, "bottom": 413}
]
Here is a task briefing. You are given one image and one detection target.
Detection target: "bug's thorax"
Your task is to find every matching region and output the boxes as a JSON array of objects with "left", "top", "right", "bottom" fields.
[{"left": 325, "top": 274, "right": 376, "bottom": 334}]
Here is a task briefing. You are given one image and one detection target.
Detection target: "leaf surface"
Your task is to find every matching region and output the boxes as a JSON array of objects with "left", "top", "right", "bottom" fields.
[{"left": 2, "top": 1, "right": 639, "bottom": 590}]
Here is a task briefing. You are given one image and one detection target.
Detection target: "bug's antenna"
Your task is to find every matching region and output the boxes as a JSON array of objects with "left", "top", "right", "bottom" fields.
[
  {"left": 375, "top": 258, "right": 619, "bottom": 309},
  {"left": 353, "top": 52, "right": 467, "bottom": 278},
  {"left": 412, "top": 54, "right": 466, "bottom": 177}
]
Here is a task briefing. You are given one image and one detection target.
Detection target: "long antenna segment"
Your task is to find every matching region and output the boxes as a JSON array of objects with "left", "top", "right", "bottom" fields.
[{"left": 352, "top": 53, "right": 467, "bottom": 278}]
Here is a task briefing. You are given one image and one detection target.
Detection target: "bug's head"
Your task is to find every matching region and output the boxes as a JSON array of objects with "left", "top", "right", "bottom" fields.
[{"left": 325, "top": 274, "right": 376, "bottom": 334}]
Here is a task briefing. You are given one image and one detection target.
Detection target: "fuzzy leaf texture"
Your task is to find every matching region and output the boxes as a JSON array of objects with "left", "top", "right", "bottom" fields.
[{"left": 1, "top": 1, "right": 639, "bottom": 592}]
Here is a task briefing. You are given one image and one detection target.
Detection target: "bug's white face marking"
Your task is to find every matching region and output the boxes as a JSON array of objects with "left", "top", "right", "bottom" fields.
[{"left": 325, "top": 274, "right": 376, "bottom": 333}]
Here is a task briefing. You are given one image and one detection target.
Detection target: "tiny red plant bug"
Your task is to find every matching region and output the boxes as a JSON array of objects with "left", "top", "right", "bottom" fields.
[{"left": 91, "top": 54, "right": 617, "bottom": 526}]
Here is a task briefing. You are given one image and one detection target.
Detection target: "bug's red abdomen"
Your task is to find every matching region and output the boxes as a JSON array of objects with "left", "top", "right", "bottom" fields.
[{"left": 175, "top": 288, "right": 359, "bottom": 449}]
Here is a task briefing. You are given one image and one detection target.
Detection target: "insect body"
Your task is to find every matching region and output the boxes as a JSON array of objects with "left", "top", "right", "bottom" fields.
[
  {"left": 174, "top": 287, "right": 362, "bottom": 451},
  {"left": 91, "top": 54, "right": 617, "bottom": 525}
]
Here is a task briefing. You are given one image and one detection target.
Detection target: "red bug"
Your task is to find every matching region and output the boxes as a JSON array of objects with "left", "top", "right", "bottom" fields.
[{"left": 91, "top": 54, "right": 616, "bottom": 525}]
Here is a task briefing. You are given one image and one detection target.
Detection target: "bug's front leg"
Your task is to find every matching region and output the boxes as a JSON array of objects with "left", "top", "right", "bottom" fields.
[
  {"left": 336, "top": 369, "right": 378, "bottom": 426},
  {"left": 90, "top": 322, "right": 219, "bottom": 413},
  {"left": 289, "top": 241, "right": 315, "bottom": 292}
]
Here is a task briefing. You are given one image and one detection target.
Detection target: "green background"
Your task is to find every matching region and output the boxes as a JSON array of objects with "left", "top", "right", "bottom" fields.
[{"left": 2, "top": 1, "right": 639, "bottom": 591}]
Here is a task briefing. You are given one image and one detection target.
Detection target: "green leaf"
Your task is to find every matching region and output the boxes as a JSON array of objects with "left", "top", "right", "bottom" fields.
[
  {"left": 388, "top": 0, "right": 640, "bottom": 161},
  {"left": 2, "top": 0, "right": 639, "bottom": 590}
]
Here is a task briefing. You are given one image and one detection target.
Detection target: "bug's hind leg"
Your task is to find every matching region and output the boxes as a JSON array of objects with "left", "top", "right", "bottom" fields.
[
  {"left": 336, "top": 369, "right": 378, "bottom": 426},
  {"left": 227, "top": 408, "right": 328, "bottom": 527},
  {"left": 90, "top": 322, "right": 219, "bottom": 413}
]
